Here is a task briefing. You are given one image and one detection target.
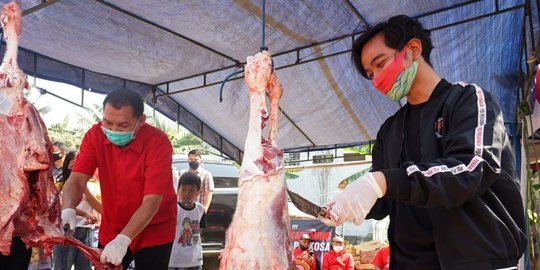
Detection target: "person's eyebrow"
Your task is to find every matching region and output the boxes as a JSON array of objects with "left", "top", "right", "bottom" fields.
[
  {"left": 102, "top": 118, "right": 130, "bottom": 126},
  {"left": 370, "top": 53, "right": 385, "bottom": 66},
  {"left": 364, "top": 53, "right": 385, "bottom": 76}
]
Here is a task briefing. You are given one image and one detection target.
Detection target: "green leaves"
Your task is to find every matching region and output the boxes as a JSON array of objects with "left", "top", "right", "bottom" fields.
[
  {"left": 533, "top": 183, "right": 540, "bottom": 193},
  {"left": 149, "top": 113, "right": 205, "bottom": 154},
  {"left": 528, "top": 209, "right": 539, "bottom": 224},
  {"left": 337, "top": 167, "right": 371, "bottom": 189}
]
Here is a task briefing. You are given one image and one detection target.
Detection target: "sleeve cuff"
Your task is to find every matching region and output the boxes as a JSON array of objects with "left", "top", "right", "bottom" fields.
[{"left": 381, "top": 168, "right": 410, "bottom": 201}]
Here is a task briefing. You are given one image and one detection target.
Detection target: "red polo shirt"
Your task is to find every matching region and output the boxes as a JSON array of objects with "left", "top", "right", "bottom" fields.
[
  {"left": 372, "top": 246, "right": 390, "bottom": 270},
  {"left": 73, "top": 122, "right": 177, "bottom": 251},
  {"left": 322, "top": 250, "right": 354, "bottom": 270}
]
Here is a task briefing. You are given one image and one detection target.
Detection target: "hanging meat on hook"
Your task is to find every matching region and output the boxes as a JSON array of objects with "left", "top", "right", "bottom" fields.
[
  {"left": 0, "top": 2, "right": 118, "bottom": 269},
  {"left": 220, "top": 51, "right": 295, "bottom": 269}
]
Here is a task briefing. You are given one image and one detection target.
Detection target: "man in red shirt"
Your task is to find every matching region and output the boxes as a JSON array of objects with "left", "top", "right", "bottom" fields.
[
  {"left": 61, "top": 89, "right": 177, "bottom": 270},
  {"left": 372, "top": 245, "right": 390, "bottom": 270},
  {"left": 293, "top": 233, "right": 316, "bottom": 269},
  {"left": 322, "top": 236, "right": 354, "bottom": 270}
]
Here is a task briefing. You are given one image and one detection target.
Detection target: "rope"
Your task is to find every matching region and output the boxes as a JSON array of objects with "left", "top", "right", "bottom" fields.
[{"left": 260, "top": 0, "right": 267, "bottom": 51}]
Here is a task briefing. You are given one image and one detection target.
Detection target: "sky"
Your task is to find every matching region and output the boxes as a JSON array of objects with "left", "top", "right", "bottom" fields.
[
  {"left": 26, "top": 76, "right": 183, "bottom": 132},
  {"left": 26, "top": 77, "right": 104, "bottom": 128}
]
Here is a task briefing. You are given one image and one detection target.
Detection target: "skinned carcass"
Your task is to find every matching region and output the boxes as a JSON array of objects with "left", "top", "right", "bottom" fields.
[
  {"left": 220, "top": 51, "right": 295, "bottom": 270},
  {"left": 0, "top": 2, "right": 117, "bottom": 269}
]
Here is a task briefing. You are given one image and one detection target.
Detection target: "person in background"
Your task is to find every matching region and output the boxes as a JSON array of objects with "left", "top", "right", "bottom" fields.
[
  {"left": 61, "top": 89, "right": 177, "bottom": 269},
  {"left": 321, "top": 236, "right": 354, "bottom": 270},
  {"left": 52, "top": 141, "right": 69, "bottom": 183},
  {"left": 319, "top": 14, "right": 527, "bottom": 269},
  {"left": 27, "top": 248, "right": 52, "bottom": 270},
  {"left": 179, "top": 149, "right": 214, "bottom": 211},
  {"left": 172, "top": 166, "right": 180, "bottom": 194},
  {"left": 54, "top": 150, "right": 101, "bottom": 270},
  {"left": 168, "top": 172, "right": 207, "bottom": 270},
  {"left": 293, "top": 233, "right": 316, "bottom": 270},
  {"left": 372, "top": 245, "right": 389, "bottom": 270}
]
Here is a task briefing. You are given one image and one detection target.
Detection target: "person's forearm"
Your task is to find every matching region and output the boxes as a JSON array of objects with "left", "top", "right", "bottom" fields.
[
  {"left": 62, "top": 172, "right": 90, "bottom": 210},
  {"left": 203, "top": 192, "right": 213, "bottom": 211},
  {"left": 372, "top": 171, "right": 387, "bottom": 194},
  {"left": 84, "top": 186, "right": 103, "bottom": 214},
  {"left": 120, "top": 194, "right": 162, "bottom": 239},
  {"left": 75, "top": 208, "right": 93, "bottom": 219}
]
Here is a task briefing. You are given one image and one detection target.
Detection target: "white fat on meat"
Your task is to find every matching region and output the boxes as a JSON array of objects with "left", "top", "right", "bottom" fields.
[{"left": 220, "top": 51, "right": 295, "bottom": 270}]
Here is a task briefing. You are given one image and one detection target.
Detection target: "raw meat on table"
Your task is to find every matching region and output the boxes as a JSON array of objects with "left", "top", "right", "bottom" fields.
[
  {"left": 0, "top": 2, "right": 118, "bottom": 269},
  {"left": 220, "top": 51, "right": 295, "bottom": 269}
]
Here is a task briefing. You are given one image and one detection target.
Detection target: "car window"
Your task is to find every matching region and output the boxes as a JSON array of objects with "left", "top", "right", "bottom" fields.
[{"left": 213, "top": 177, "right": 237, "bottom": 188}]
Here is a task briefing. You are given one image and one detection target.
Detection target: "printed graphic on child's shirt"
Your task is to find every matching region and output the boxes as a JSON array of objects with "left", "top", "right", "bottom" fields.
[{"left": 178, "top": 217, "right": 200, "bottom": 247}]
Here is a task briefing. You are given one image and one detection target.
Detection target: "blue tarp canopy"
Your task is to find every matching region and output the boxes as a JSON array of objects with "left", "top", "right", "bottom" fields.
[{"left": 2, "top": 0, "right": 533, "bottom": 162}]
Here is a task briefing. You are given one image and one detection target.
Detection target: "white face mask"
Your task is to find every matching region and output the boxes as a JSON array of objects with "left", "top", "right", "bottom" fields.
[{"left": 333, "top": 245, "right": 343, "bottom": 252}]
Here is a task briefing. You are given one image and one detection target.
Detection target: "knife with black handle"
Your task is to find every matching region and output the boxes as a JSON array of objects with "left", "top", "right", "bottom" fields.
[{"left": 287, "top": 188, "right": 327, "bottom": 218}]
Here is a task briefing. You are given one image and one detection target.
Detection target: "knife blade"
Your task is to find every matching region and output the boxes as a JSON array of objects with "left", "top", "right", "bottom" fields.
[{"left": 287, "top": 188, "right": 322, "bottom": 218}]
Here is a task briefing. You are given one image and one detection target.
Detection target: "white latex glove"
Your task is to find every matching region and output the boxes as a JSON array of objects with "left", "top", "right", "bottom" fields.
[
  {"left": 100, "top": 234, "right": 131, "bottom": 266},
  {"left": 61, "top": 208, "right": 76, "bottom": 232},
  {"left": 318, "top": 172, "right": 383, "bottom": 226}
]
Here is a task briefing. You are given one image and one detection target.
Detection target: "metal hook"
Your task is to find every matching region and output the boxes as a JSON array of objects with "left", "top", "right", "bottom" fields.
[{"left": 219, "top": 69, "right": 244, "bottom": 103}]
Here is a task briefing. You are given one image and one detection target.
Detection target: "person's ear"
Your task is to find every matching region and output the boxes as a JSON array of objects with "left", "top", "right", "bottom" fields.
[
  {"left": 134, "top": 114, "right": 146, "bottom": 134},
  {"left": 140, "top": 114, "right": 146, "bottom": 124},
  {"left": 407, "top": 38, "right": 423, "bottom": 61}
]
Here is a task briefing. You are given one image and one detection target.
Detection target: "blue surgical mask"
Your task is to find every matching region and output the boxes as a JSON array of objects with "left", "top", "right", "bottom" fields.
[{"left": 101, "top": 120, "right": 140, "bottom": 146}]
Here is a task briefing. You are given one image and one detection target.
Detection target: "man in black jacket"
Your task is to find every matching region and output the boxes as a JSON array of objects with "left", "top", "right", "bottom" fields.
[{"left": 319, "top": 15, "right": 526, "bottom": 270}]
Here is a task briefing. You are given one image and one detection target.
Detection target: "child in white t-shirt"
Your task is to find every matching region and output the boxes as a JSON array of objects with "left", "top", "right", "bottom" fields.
[{"left": 168, "top": 172, "right": 207, "bottom": 270}]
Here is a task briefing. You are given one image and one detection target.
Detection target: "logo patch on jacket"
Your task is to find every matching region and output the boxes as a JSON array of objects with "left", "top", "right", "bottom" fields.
[{"left": 435, "top": 117, "right": 444, "bottom": 138}]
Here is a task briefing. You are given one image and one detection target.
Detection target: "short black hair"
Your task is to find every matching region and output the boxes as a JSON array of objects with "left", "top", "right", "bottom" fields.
[
  {"left": 179, "top": 172, "right": 201, "bottom": 191},
  {"left": 188, "top": 149, "right": 202, "bottom": 158},
  {"left": 352, "top": 15, "right": 434, "bottom": 79},
  {"left": 103, "top": 89, "right": 144, "bottom": 117}
]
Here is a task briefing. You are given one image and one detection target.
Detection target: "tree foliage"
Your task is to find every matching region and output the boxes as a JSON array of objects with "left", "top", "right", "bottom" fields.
[{"left": 43, "top": 103, "right": 207, "bottom": 154}]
